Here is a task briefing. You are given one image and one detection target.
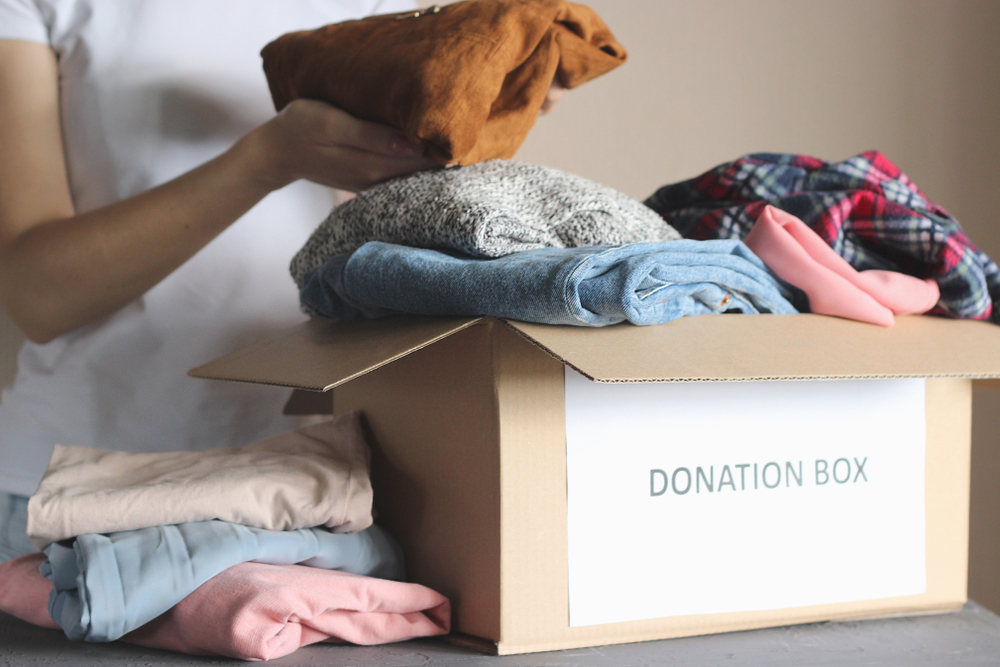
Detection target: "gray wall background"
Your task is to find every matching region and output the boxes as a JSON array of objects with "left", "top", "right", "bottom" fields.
[{"left": 1, "top": 0, "right": 998, "bottom": 611}]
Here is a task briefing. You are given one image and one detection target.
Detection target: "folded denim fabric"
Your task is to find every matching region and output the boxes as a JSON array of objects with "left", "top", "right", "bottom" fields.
[
  {"left": 28, "top": 412, "right": 372, "bottom": 550},
  {"left": 262, "top": 1, "right": 626, "bottom": 165},
  {"left": 42, "top": 521, "right": 404, "bottom": 643},
  {"left": 0, "top": 491, "right": 32, "bottom": 562},
  {"left": 290, "top": 160, "right": 681, "bottom": 292},
  {"left": 3, "top": 553, "right": 449, "bottom": 661},
  {"left": 644, "top": 151, "right": 999, "bottom": 323},
  {"left": 300, "top": 240, "right": 803, "bottom": 327}
]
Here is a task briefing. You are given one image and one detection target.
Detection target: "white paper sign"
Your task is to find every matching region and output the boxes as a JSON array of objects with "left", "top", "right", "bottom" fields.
[{"left": 565, "top": 370, "right": 926, "bottom": 627}]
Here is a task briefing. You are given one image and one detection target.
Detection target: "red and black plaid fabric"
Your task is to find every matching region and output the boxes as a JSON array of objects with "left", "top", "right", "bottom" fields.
[{"left": 644, "top": 151, "right": 1000, "bottom": 323}]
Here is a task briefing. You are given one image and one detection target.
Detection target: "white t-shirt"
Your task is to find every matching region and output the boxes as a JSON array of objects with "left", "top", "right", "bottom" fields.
[{"left": 0, "top": 0, "right": 414, "bottom": 496}]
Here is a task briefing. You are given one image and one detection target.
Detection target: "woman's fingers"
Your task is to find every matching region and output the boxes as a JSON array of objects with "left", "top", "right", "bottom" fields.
[
  {"left": 302, "top": 100, "right": 422, "bottom": 158},
  {"left": 325, "top": 145, "right": 438, "bottom": 192},
  {"left": 248, "top": 99, "right": 438, "bottom": 192}
]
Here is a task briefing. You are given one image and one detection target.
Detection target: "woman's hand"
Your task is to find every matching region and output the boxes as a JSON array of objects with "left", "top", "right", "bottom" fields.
[{"left": 240, "top": 99, "right": 438, "bottom": 193}]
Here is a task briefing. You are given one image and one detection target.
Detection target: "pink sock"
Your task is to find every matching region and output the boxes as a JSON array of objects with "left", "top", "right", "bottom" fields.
[
  {"left": 746, "top": 206, "right": 941, "bottom": 326},
  {"left": 776, "top": 208, "right": 940, "bottom": 315},
  {"left": 745, "top": 206, "right": 895, "bottom": 326}
]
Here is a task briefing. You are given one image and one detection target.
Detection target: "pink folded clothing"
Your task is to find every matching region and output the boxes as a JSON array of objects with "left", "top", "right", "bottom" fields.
[
  {"left": 0, "top": 553, "right": 450, "bottom": 662},
  {"left": 0, "top": 553, "right": 59, "bottom": 630},
  {"left": 745, "top": 205, "right": 940, "bottom": 326},
  {"left": 128, "top": 562, "right": 451, "bottom": 660}
]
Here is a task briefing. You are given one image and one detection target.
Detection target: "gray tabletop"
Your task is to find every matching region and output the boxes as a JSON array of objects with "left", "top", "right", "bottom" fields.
[{"left": 3, "top": 603, "right": 1000, "bottom": 666}]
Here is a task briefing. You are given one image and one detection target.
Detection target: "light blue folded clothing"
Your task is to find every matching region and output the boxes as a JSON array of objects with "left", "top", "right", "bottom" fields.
[
  {"left": 42, "top": 521, "right": 404, "bottom": 642},
  {"left": 299, "top": 239, "right": 804, "bottom": 326}
]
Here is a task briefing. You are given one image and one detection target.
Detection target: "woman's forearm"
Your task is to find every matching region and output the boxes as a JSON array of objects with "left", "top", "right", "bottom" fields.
[{"left": 0, "top": 137, "right": 275, "bottom": 343}]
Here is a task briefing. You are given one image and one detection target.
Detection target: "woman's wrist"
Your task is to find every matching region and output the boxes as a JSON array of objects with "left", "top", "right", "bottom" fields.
[{"left": 228, "top": 122, "right": 296, "bottom": 195}]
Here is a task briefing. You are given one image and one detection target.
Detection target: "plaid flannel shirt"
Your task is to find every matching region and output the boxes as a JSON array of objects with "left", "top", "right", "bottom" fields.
[{"left": 644, "top": 151, "right": 1000, "bottom": 323}]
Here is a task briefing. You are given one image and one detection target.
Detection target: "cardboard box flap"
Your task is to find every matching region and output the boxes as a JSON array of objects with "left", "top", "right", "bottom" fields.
[
  {"left": 189, "top": 315, "right": 482, "bottom": 391},
  {"left": 504, "top": 314, "right": 1000, "bottom": 382}
]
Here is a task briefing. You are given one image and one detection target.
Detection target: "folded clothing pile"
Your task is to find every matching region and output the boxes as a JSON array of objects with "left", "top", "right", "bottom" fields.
[
  {"left": 644, "top": 150, "right": 998, "bottom": 324},
  {"left": 292, "top": 160, "right": 806, "bottom": 326},
  {"left": 0, "top": 412, "right": 450, "bottom": 660},
  {"left": 290, "top": 157, "right": 954, "bottom": 327},
  {"left": 28, "top": 412, "right": 375, "bottom": 548},
  {"left": 1, "top": 553, "right": 449, "bottom": 660},
  {"left": 291, "top": 160, "right": 682, "bottom": 266}
]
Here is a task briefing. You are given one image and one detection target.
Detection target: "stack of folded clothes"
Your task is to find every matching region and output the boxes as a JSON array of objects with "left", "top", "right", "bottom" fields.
[
  {"left": 292, "top": 160, "right": 808, "bottom": 326},
  {"left": 0, "top": 412, "right": 450, "bottom": 661},
  {"left": 291, "top": 158, "right": 973, "bottom": 328}
]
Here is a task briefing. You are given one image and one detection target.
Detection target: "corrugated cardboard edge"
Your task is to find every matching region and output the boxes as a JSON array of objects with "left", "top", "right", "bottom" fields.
[
  {"left": 188, "top": 315, "right": 482, "bottom": 391},
  {"left": 501, "top": 315, "right": 1000, "bottom": 383},
  {"left": 189, "top": 314, "right": 1000, "bottom": 390}
]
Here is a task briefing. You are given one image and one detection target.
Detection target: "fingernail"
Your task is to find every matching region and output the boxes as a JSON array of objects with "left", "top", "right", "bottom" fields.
[{"left": 391, "top": 136, "right": 423, "bottom": 157}]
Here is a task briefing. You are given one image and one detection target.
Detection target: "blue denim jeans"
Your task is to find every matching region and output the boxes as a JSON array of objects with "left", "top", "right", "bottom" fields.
[
  {"left": 0, "top": 491, "right": 34, "bottom": 562},
  {"left": 300, "top": 239, "right": 803, "bottom": 326}
]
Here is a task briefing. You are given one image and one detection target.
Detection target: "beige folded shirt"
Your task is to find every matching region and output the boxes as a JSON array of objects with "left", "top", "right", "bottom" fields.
[{"left": 27, "top": 412, "right": 373, "bottom": 550}]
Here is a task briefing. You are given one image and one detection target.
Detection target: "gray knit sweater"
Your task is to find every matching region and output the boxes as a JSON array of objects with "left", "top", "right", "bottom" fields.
[{"left": 290, "top": 160, "right": 681, "bottom": 288}]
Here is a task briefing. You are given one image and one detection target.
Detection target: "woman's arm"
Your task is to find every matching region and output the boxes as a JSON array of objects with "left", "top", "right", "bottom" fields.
[{"left": 0, "top": 40, "right": 435, "bottom": 344}]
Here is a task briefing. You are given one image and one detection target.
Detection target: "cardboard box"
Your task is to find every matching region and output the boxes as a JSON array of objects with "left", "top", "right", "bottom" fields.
[{"left": 191, "top": 314, "right": 1000, "bottom": 655}]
